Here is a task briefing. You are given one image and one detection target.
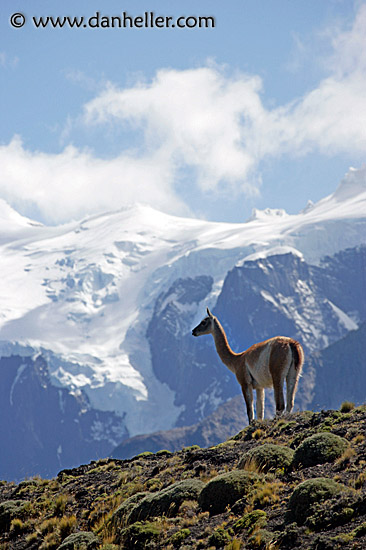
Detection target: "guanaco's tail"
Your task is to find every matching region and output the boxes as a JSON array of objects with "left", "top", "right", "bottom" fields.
[{"left": 290, "top": 340, "right": 305, "bottom": 372}]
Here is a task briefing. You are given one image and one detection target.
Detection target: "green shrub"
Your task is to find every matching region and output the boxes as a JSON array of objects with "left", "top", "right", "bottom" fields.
[
  {"left": 136, "top": 451, "right": 154, "bottom": 458},
  {"left": 169, "top": 528, "right": 191, "bottom": 547},
  {"left": 112, "top": 492, "right": 148, "bottom": 527},
  {"left": 156, "top": 450, "right": 172, "bottom": 456},
  {"left": 59, "top": 515, "right": 77, "bottom": 540},
  {"left": 303, "top": 492, "right": 358, "bottom": 531},
  {"left": 292, "top": 432, "right": 348, "bottom": 468},
  {"left": 208, "top": 527, "right": 231, "bottom": 548},
  {"left": 40, "top": 531, "right": 59, "bottom": 550},
  {"left": 238, "top": 443, "right": 294, "bottom": 472},
  {"left": 10, "top": 518, "right": 25, "bottom": 535},
  {"left": 57, "top": 531, "right": 99, "bottom": 550},
  {"left": 287, "top": 477, "right": 347, "bottom": 524},
  {"left": 340, "top": 401, "right": 355, "bottom": 413},
  {"left": 353, "top": 522, "right": 366, "bottom": 537},
  {"left": 307, "top": 504, "right": 354, "bottom": 531},
  {"left": 0, "top": 500, "right": 30, "bottom": 533},
  {"left": 249, "top": 528, "right": 275, "bottom": 549},
  {"left": 119, "top": 521, "right": 162, "bottom": 549},
  {"left": 234, "top": 509, "right": 267, "bottom": 535},
  {"left": 54, "top": 494, "right": 68, "bottom": 517},
  {"left": 127, "top": 479, "right": 204, "bottom": 523},
  {"left": 199, "top": 471, "right": 263, "bottom": 515},
  {"left": 183, "top": 445, "right": 200, "bottom": 452}
]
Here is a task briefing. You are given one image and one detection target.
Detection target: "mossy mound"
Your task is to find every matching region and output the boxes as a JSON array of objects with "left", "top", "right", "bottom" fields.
[
  {"left": 238, "top": 443, "right": 294, "bottom": 472},
  {"left": 292, "top": 432, "right": 348, "bottom": 468},
  {"left": 208, "top": 527, "right": 231, "bottom": 548},
  {"left": 288, "top": 477, "right": 348, "bottom": 524},
  {"left": 234, "top": 509, "right": 267, "bottom": 535},
  {"left": 0, "top": 500, "right": 30, "bottom": 533},
  {"left": 119, "top": 521, "right": 162, "bottom": 549},
  {"left": 169, "top": 528, "right": 191, "bottom": 547},
  {"left": 127, "top": 479, "right": 204, "bottom": 523},
  {"left": 57, "top": 531, "right": 99, "bottom": 550},
  {"left": 199, "top": 470, "right": 263, "bottom": 515},
  {"left": 305, "top": 492, "right": 361, "bottom": 531},
  {"left": 112, "top": 492, "right": 148, "bottom": 527}
]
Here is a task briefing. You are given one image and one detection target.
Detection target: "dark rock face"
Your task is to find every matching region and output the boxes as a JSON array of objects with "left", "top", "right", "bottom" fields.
[
  {"left": 214, "top": 249, "right": 365, "bottom": 354},
  {"left": 309, "top": 322, "right": 366, "bottom": 411},
  {"left": 0, "top": 353, "right": 126, "bottom": 481},
  {"left": 314, "top": 246, "right": 366, "bottom": 325}
]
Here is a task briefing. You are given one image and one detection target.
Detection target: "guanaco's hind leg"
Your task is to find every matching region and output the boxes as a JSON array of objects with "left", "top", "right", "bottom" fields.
[
  {"left": 241, "top": 385, "right": 254, "bottom": 424},
  {"left": 286, "top": 365, "right": 300, "bottom": 413},
  {"left": 269, "top": 364, "right": 286, "bottom": 416},
  {"left": 269, "top": 343, "right": 291, "bottom": 416},
  {"left": 273, "top": 381, "right": 285, "bottom": 416},
  {"left": 256, "top": 388, "right": 265, "bottom": 421}
]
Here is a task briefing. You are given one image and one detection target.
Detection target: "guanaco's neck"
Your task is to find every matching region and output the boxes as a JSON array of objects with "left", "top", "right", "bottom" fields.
[{"left": 212, "top": 318, "right": 240, "bottom": 373}]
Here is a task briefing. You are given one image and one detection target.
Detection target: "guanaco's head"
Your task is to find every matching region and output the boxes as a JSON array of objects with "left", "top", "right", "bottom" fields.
[{"left": 192, "top": 308, "right": 215, "bottom": 337}]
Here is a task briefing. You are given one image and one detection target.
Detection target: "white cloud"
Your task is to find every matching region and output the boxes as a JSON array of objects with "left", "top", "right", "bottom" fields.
[
  {"left": 84, "top": 67, "right": 264, "bottom": 193},
  {"left": 83, "top": 5, "right": 366, "bottom": 190},
  {"left": 0, "top": 137, "right": 187, "bottom": 224},
  {"left": 1, "top": 5, "right": 366, "bottom": 224},
  {"left": 275, "top": 3, "right": 366, "bottom": 155}
]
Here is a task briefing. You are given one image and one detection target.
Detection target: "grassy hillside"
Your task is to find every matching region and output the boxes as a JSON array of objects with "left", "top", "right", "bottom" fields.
[{"left": 1, "top": 406, "right": 366, "bottom": 549}]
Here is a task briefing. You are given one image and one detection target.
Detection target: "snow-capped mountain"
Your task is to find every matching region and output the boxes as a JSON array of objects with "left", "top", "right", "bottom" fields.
[{"left": 1, "top": 167, "right": 366, "bottom": 478}]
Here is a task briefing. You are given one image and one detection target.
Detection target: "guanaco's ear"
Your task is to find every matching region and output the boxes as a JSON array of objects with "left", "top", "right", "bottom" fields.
[{"left": 206, "top": 307, "right": 213, "bottom": 317}]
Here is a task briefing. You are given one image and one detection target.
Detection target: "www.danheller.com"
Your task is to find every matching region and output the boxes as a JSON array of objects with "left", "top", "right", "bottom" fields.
[{"left": 10, "top": 11, "right": 216, "bottom": 29}]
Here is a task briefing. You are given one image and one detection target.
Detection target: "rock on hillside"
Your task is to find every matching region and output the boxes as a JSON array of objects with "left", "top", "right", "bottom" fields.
[{"left": 1, "top": 407, "right": 366, "bottom": 549}]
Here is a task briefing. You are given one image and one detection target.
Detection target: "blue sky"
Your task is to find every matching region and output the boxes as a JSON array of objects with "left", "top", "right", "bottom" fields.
[{"left": 1, "top": 0, "right": 365, "bottom": 224}]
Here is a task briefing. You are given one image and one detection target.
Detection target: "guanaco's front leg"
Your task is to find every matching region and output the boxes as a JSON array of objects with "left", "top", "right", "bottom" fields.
[{"left": 241, "top": 384, "right": 254, "bottom": 424}]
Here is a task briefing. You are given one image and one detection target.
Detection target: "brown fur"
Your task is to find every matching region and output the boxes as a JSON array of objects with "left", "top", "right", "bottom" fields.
[
  {"left": 192, "top": 308, "right": 304, "bottom": 424},
  {"left": 290, "top": 340, "right": 304, "bottom": 370}
]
